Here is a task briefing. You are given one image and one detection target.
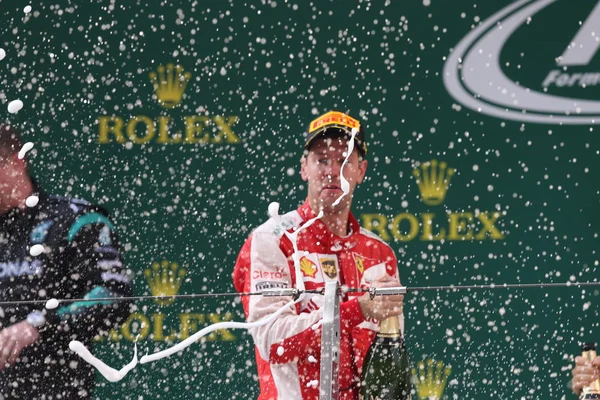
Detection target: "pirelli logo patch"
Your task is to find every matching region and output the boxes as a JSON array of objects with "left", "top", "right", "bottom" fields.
[{"left": 309, "top": 111, "right": 360, "bottom": 133}]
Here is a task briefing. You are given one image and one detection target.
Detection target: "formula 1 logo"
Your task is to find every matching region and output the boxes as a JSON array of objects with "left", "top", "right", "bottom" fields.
[{"left": 444, "top": 0, "right": 600, "bottom": 124}]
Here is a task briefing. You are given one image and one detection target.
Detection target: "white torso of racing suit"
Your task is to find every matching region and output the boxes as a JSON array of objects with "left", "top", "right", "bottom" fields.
[{"left": 233, "top": 201, "right": 404, "bottom": 400}]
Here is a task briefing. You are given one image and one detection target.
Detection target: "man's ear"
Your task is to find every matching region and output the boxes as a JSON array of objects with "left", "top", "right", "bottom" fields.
[
  {"left": 300, "top": 156, "right": 308, "bottom": 182},
  {"left": 356, "top": 159, "right": 368, "bottom": 184},
  {"left": 12, "top": 154, "right": 28, "bottom": 174}
]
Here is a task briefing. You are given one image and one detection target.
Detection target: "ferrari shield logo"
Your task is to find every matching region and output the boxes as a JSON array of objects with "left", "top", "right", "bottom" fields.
[{"left": 355, "top": 255, "right": 364, "bottom": 274}]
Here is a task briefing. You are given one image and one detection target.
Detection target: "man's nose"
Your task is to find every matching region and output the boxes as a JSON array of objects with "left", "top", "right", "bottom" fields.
[{"left": 324, "top": 162, "right": 341, "bottom": 178}]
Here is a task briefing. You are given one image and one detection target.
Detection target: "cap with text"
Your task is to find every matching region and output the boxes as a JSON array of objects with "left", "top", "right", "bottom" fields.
[{"left": 304, "top": 111, "right": 367, "bottom": 156}]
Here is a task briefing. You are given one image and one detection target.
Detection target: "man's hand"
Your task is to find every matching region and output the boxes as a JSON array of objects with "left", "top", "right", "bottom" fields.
[
  {"left": 572, "top": 355, "right": 600, "bottom": 395},
  {"left": 358, "top": 274, "right": 404, "bottom": 320},
  {"left": 0, "top": 320, "right": 40, "bottom": 370}
]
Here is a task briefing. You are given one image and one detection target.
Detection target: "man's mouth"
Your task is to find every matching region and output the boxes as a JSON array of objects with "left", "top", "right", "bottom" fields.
[{"left": 323, "top": 185, "right": 342, "bottom": 191}]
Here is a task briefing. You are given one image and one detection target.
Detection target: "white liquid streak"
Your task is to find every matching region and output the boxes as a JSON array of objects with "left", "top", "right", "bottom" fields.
[
  {"left": 72, "top": 297, "right": 303, "bottom": 380},
  {"left": 284, "top": 211, "right": 324, "bottom": 292},
  {"left": 139, "top": 297, "right": 300, "bottom": 364},
  {"left": 332, "top": 128, "right": 358, "bottom": 207},
  {"left": 18, "top": 142, "right": 34, "bottom": 159},
  {"left": 69, "top": 341, "right": 138, "bottom": 382},
  {"left": 45, "top": 298, "right": 59, "bottom": 309}
]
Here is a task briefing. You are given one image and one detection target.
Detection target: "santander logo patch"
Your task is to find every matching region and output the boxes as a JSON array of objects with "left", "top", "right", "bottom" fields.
[{"left": 443, "top": 0, "right": 600, "bottom": 124}]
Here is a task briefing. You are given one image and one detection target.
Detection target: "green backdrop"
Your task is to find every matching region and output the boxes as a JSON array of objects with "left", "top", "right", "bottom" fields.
[{"left": 1, "top": 0, "right": 599, "bottom": 398}]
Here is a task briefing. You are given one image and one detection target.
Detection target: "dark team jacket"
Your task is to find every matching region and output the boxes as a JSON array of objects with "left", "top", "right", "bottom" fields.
[{"left": 0, "top": 188, "right": 133, "bottom": 399}]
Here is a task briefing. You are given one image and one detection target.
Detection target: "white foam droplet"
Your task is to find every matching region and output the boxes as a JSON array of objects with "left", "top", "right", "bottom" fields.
[
  {"left": 30, "top": 244, "right": 44, "bottom": 256},
  {"left": 18, "top": 142, "right": 34, "bottom": 159},
  {"left": 25, "top": 195, "right": 39, "bottom": 207},
  {"left": 276, "top": 346, "right": 284, "bottom": 356},
  {"left": 0, "top": 49, "right": 5, "bottom": 61},
  {"left": 308, "top": 355, "right": 317, "bottom": 363},
  {"left": 8, "top": 100, "right": 24, "bottom": 114},
  {"left": 268, "top": 202, "right": 280, "bottom": 218},
  {"left": 45, "top": 298, "right": 60, "bottom": 309},
  {"left": 24, "top": 5, "right": 32, "bottom": 13}
]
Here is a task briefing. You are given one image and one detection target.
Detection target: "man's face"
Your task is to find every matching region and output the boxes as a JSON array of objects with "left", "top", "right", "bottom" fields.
[
  {"left": 301, "top": 136, "right": 368, "bottom": 213},
  {"left": 0, "top": 153, "right": 28, "bottom": 207}
]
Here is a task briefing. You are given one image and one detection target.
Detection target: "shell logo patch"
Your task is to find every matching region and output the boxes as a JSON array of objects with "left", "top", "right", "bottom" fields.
[{"left": 300, "top": 256, "right": 317, "bottom": 278}]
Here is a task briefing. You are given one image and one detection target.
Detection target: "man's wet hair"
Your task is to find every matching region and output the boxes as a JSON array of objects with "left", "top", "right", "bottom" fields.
[{"left": 0, "top": 124, "right": 23, "bottom": 157}]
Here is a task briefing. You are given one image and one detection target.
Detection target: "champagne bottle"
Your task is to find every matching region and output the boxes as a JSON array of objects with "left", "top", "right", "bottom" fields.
[
  {"left": 580, "top": 342, "right": 600, "bottom": 399},
  {"left": 360, "top": 316, "right": 411, "bottom": 400}
]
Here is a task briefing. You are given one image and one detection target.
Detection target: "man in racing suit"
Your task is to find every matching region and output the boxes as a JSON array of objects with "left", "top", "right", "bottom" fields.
[
  {"left": 0, "top": 124, "right": 133, "bottom": 399},
  {"left": 233, "top": 111, "right": 405, "bottom": 399}
]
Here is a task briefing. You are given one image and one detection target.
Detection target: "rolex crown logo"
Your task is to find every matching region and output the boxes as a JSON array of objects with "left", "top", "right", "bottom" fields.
[
  {"left": 411, "top": 359, "right": 452, "bottom": 400},
  {"left": 144, "top": 260, "right": 187, "bottom": 306},
  {"left": 148, "top": 64, "right": 192, "bottom": 109},
  {"left": 413, "top": 159, "right": 455, "bottom": 206}
]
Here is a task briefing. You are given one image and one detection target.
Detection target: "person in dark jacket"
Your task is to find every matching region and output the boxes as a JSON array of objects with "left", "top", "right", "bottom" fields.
[{"left": 0, "top": 124, "right": 133, "bottom": 399}]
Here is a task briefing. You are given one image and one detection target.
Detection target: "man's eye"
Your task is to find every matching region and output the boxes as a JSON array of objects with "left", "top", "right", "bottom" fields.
[{"left": 317, "top": 159, "right": 328, "bottom": 164}]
